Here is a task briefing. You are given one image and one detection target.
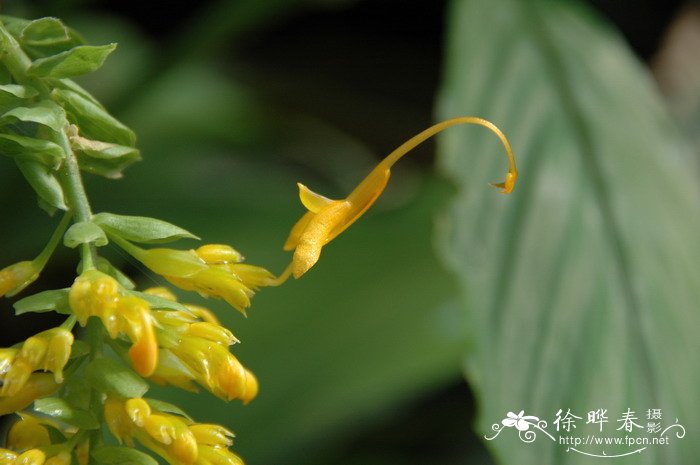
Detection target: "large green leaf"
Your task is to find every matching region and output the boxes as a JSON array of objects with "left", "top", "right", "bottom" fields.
[{"left": 437, "top": 1, "right": 700, "bottom": 464}]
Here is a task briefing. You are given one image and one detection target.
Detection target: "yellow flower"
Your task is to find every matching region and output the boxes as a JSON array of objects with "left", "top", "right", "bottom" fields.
[
  {"left": 0, "top": 328, "right": 73, "bottom": 396},
  {"left": 121, "top": 243, "right": 274, "bottom": 314},
  {"left": 0, "top": 373, "right": 59, "bottom": 416},
  {"left": 283, "top": 116, "right": 518, "bottom": 278},
  {"left": 0, "top": 449, "right": 46, "bottom": 465},
  {"left": 149, "top": 308, "right": 256, "bottom": 403},
  {"left": 0, "top": 261, "right": 40, "bottom": 298},
  {"left": 104, "top": 398, "right": 244, "bottom": 465},
  {"left": 69, "top": 270, "right": 158, "bottom": 376}
]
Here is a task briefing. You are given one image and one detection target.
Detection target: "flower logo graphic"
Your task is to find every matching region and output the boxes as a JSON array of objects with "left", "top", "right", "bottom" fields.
[{"left": 502, "top": 410, "right": 540, "bottom": 431}]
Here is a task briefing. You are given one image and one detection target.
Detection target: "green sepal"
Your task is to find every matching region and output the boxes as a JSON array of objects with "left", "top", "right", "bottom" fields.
[
  {"left": 91, "top": 446, "right": 158, "bottom": 465},
  {"left": 33, "top": 397, "right": 99, "bottom": 429},
  {"left": 85, "top": 357, "right": 149, "bottom": 398},
  {"left": 144, "top": 398, "right": 193, "bottom": 420},
  {"left": 15, "top": 158, "right": 67, "bottom": 211},
  {"left": 0, "top": 133, "right": 64, "bottom": 168},
  {"left": 13, "top": 288, "right": 71, "bottom": 315},
  {"left": 28, "top": 44, "right": 116, "bottom": 78},
  {"left": 64, "top": 221, "right": 108, "bottom": 248},
  {"left": 20, "top": 17, "right": 71, "bottom": 46},
  {"left": 51, "top": 87, "right": 135, "bottom": 146},
  {"left": 2, "top": 99, "right": 67, "bottom": 133},
  {"left": 94, "top": 212, "right": 199, "bottom": 244}
]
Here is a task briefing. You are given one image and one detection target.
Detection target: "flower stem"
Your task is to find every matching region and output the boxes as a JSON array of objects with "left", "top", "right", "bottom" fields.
[
  {"left": 56, "top": 129, "right": 97, "bottom": 270},
  {"left": 33, "top": 211, "right": 72, "bottom": 269}
]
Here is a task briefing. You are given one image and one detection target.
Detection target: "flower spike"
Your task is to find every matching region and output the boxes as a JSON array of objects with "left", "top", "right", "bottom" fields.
[{"left": 281, "top": 116, "right": 518, "bottom": 279}]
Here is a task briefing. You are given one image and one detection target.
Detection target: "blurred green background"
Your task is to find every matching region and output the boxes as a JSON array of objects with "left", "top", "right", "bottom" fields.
[{"left": 2, "top": 0, "right": 700, "bottom": 464}]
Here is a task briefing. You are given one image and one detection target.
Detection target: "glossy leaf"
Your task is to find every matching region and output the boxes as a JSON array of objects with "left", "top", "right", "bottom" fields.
[
  {"left": 437, "top": 1, "right": 700, "bottom": 464},
  {"left": 85, "top": 357, "right": 149, "bottom": 398},
  {"left": 64, "top": 221, "right": 109, "bottom": 248},
  {"left": 51, "top": 87, "right": 136, "bottom": 146},
  {"left": 0, "top": 134, "right": 64, "bottom": 168},
  {"left": 2, "top": 99, "right": 67, "bottom": 132},
  {"left": 93, "top": 212, "right": 199, "bottom": 243},
  {"left": 0, "top": 83, "right": 38, "bottom": 98},
  {"left": 28, "top": 44, "right": 116, "bottom": 78},
  {"left": 33, "top": 397, "right": 99, "bottom": 429},
  {"left": 13, "top": 288, "right": 70, "bottom": 315},
  {"left": 15, "top": 158, "right": 66, "bottom": 211}
]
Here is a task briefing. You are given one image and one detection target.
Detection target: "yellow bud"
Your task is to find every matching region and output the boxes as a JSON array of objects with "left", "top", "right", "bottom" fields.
[
  {"left": 15, "top": 449, "right": 45, "bottom": 465},
  {"left": 0, "top": 261, "right": 40, "bottom": 298},
  {"left": 194, "top": 244, "right": 244, "bottom": 265},
  {"left": 43, "top": 329, "right": 74, "bottom": 383},
  {"left": 198, "top": 445, "right": 244, "bottom": 465},
  {"left": 143, "top": 414, "right": 177, "bottom": 444},
  {"left": 8, "top": 416, "right": 51, "bottom": 451},
  {"left": 1, "top": 359, "right": 34, "bottom": 397},
  {"left": 0, "top": 449, "right": 18, "bottom": 465},
  {"left": 187, "top": 322, "right": 236, "bottom": 346},
  {"left": 104, "top": 399, "right": 132, "bottom": 444},
  {"left": 240, "top": 369, "right": 258, "bottom": 405},
  {"left": 189, "top": 424, "right": 234, "bottom": 447},
  {"left": 170, "top": 426, "right": 198, "bottom": 465},
  {"left": 125, "top": 398, "right": 151, "bottom": 427},
  {"left": 44, "top": 452, "right": 70, "bottom": 465},
  {"left": 217, "top": 355, "right": 247, "bottom": 401},
  {"left": 0, "top": 348, "right": 18, "bottom": 375},
  {"left": 19, "top": 335, "right": 48, "bottom": 367},
  {"left": 139, "top": 249, "right": 206, "bottom": 278},
  {"left": 0, "top": 373, "right": 59, "bottom": 415},
  {"left": 230, "top": 264, "right": 275, "bottom": 290}
]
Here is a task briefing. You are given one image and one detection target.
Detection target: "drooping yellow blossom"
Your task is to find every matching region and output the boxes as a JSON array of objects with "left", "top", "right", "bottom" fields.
[
  {"left": 0, "top": 261, "right": 40, "bottom": 298},
  {"left": 0, "top": 373, "right": 59, "bottom": 416},
  {"left": 0, "top": 328, "right": 73, "bottom": 396},
  {"left": 0, "top": 449, "right": 45, "bottom": 465},
  {"left": 114, "top": 240, "right": 274, "bottom": 313},
  {"left": 0, "top": 449, "right": 70, "bottom": 465},
  {"left": 104, "top": 397, "right": 244, "bottom": 465},
  {"left": 282, "top": 116, "right": 518, "bottom": 278},
  {"left": 7, "top": 415, "right": 51, "bottom": 451},
  {"left": 147, "top": 303, "right": 256, "bottom": 403},
  {"left": 69, "top": 270, "right": 158, "bottom": 376},
  {"left": 144, "top": 287, "right": 222, "bottom": 325}
]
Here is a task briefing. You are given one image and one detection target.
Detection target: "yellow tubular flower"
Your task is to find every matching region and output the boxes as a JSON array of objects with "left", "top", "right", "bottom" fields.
[
  {"left": 0, "top": 449, "right": 46, "bottom": 465},
  {"left": 105, "top": 398, "right": 245, "bottom": 465},
  {"left": 282, "top": 116, "right": 518, "bottom": 279},
  {"left": 0, "top": 328, "right": 73, "bottom": 396},
  {"left": 69, "top": 270, "right": 158, "bottom": 376},
  {"left": 7, "top": 416, "right": 51, "bottom": 451},
  {"left": 117, "top": 241, "right": 273, "bottom": 314},
  {"left": 0, "top": 261, "right": 40, "bottom": 298},
  {"left": 0, "top": 373, "right": 59, "bottom": 416}
]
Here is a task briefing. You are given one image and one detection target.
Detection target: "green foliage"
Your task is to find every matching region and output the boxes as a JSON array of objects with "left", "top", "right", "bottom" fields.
[
  {"left": 64, "top": 220, "right": 108, "bottom": 248},
  {"left": 33, "top": 397, "right": 100, "bottom": 429},
  {"left": 93, "top": 212, "right": 199, "bottom": 243},
  {"left": 437, "top": 0, "right": 700, "bottom": 464},
  {"left": 85, "top": 357, "right": 149, "bottom": 398},
  {"left": 91, "top": 446, "right": 159, "bottom": 465},
  {"left": 13, "top": 288, "right": 70, "bottom": 315}
]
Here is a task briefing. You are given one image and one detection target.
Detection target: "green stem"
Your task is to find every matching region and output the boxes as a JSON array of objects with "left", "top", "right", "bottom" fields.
[
  {"left": 108, "top": 232, "right": 146, "bottom": 260},
  {"left": 56, "top": 128, "right": 97, "bottom": 270},
  {"left": 33, "top": 211, "right": 72, "bottom": 268}
]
